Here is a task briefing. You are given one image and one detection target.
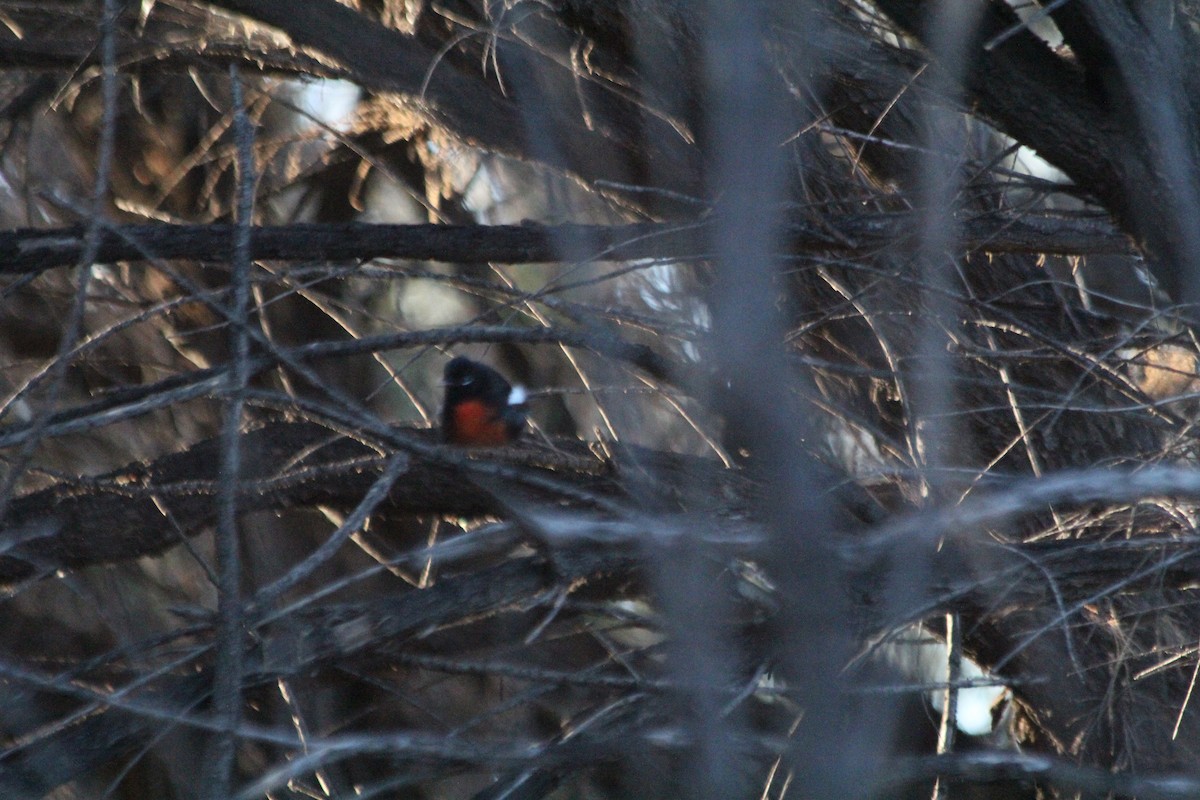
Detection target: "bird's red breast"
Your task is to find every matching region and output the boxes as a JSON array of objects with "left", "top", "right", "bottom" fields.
[{"left": 446, "top": 398, "right": 514, "bottom": 446}]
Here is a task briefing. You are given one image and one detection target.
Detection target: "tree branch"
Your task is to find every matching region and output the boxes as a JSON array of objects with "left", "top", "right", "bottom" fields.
[
  {"left": 0, "top": 215, "right": 1132, "bottom": 276},
  {"left": 883, "top": 750, "right": 1200, "bottom": 800}
]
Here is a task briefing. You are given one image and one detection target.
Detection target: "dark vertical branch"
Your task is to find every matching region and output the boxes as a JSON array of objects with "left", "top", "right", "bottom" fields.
[
  {"left": 910, "top": 22, "right": 977, "bottom": 789},
  {"left": 700, "top": 1, "right": 873, "bottom": 796},
  {"left": 1109, "top": 8, "right": 1200, "bottom": 313},
  {"left": 687, "top": 2, "right": 790, "bottom": 795},
  {"left": 204, "top": 64, "right": 256, "bottom": 800},
  {"left": 908, "top": 2, "right": 982, "bottom": 487},
  {"left": 0, "top": 0, "right": 121, "bottom": 520}
]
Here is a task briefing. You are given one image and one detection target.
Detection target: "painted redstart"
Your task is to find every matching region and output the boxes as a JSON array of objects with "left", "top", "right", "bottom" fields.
[{"left": 441, "top": 356, "right": 528, "bottom": 445}]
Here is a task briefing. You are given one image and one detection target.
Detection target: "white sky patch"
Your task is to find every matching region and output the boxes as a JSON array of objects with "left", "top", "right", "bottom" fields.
[
  {"left": 929, "top": 653, "right": 1007, "bottom": 736},
  {"left": 637, "top": 261, "right": 680, "bottom": 310},
  {"left": 293, "top": 78, "right": 361, "bottom": 131},
  {"left": 1014, "top": 143, "right": 1067, "bottom": 183},
  {"left": 1004, "top": 0, "right": 1064, "bottom": 48},
  {"left": 508, "top": 386, "right": 528, "bottom": 406},
  {"left": 462, "top": 161, "right": 501, "bottom": 219},
  {"left": 398, "top": 282, "right": 471, "bottom": 328},
  {"left": 884, "top": 632, "right": 1007, "bottom": 736}
]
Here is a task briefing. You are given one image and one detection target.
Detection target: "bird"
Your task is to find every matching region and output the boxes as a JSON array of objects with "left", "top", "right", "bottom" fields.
[{"left": 441, "top": 356, "right": 528, "bottom": 445}]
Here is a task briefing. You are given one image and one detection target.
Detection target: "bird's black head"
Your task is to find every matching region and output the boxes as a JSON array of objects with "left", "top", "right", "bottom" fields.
[{"left": 442, "top": 356, "right": 511, "bottom": 405}]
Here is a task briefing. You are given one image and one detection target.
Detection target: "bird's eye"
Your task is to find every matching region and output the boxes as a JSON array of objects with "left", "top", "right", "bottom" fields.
[{"left": 460, "top": 375, "right": 474, "bottom": 386}]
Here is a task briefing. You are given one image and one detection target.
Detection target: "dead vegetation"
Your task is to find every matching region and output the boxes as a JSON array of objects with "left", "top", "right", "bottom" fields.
[{"left": 1, "top": 2, "right": 1200, "bottom": 799}]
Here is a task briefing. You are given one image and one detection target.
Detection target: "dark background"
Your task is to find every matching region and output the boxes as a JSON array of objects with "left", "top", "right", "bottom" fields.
[{"left": 0, "top": 2, "right": 1197, "bottom": 798}]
